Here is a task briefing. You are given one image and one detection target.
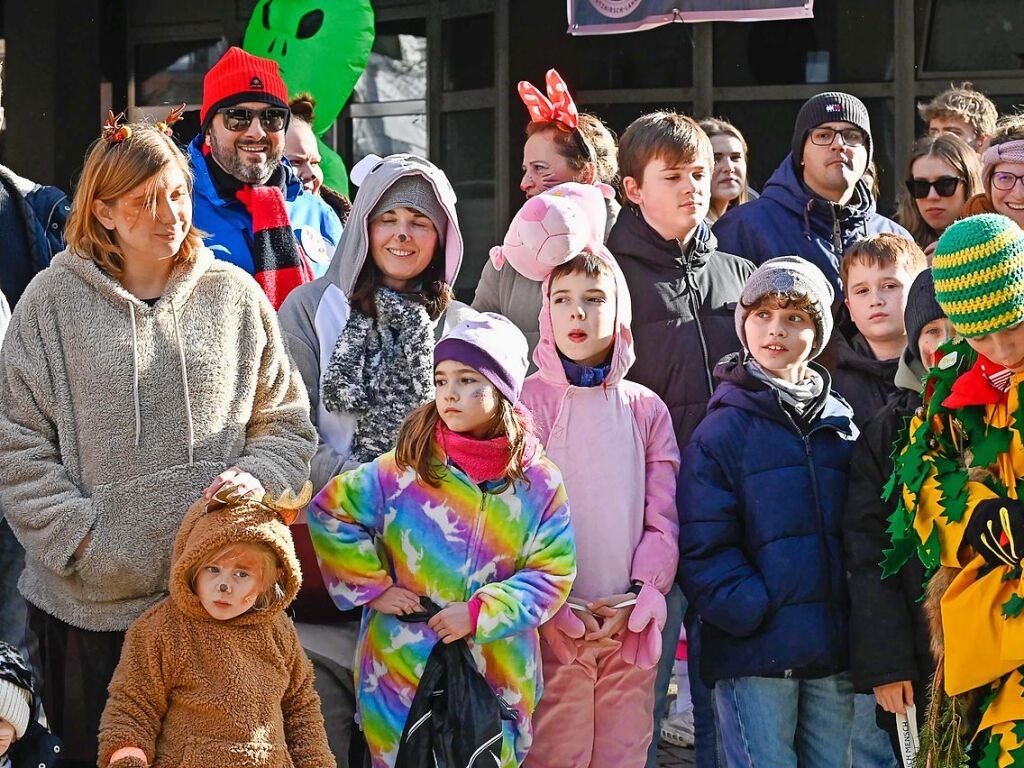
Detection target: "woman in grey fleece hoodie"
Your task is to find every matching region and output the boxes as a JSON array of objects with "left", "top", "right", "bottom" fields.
[{"left": 0, "top": 123, "right": 316, "bottom": 767}]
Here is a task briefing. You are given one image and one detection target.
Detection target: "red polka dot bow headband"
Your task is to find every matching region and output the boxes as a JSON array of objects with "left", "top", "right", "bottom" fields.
[{"left": 518, "top": 69, "right": 579, "bottom": 131}]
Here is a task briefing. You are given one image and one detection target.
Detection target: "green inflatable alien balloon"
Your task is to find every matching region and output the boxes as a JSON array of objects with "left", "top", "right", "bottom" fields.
[{"left": 244, "top": 0, "right": 375, "bottom": 195}]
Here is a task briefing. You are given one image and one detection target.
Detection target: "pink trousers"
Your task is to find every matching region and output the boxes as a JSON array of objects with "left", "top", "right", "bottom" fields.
[{"left": 526, "top": 639, "right": 656, "bottom": 768}]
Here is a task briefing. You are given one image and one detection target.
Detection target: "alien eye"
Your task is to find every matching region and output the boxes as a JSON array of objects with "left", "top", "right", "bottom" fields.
[
  {"left": 297, "top": 9, "right": 324, "bottom": 39},
  {"left": 261, "top": 0, "right": 272, "bottom": 29}
]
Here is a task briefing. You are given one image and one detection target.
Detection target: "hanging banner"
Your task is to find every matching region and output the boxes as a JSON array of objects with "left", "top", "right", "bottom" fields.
[{"left": 567, "top": 0, "right": 813, "bottom": 35}]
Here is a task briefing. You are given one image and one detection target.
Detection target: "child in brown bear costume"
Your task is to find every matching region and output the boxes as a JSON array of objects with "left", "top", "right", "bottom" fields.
[{"left": 97, "top": 487, "right": 334, "bottom": 768}]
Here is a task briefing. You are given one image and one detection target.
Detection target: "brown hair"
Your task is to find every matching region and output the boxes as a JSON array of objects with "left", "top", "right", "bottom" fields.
[
  {"left": 525, "top": 113, "right": 619, "bottom": 188},
  {"left": 988, "top": 113, "right": 1024, "bottom": 149},
  {"left": 289, "top": 92, "right": 316, "bottom": 125},
  {"left": 349, "top": 252, "right": 452, "bottom": 320},
  {"left": 618, "top": 111, "right": 713, "bottom": 187},
  {"left": 699, "top": 117, "right": 752, "bottom": 210},
  {"left": 189, "top": 541, "right": 283, "bottom": 613},
  {"left": 839, "top": 232, "right": 927, "bottom": 287},
  {"left": 895, "top": 134, "right": 982, "bottom": 248},
  {"left": 395, "top": 397, "right": 532, "bottom": 491},
  {"left": 65, "top": 124, "right": 204, "bottom": 279},
  {"left": 548, "top": 250, "right": 614, "bottom": 285},
  {"left": 917, "top": 82, "right": 998, "bottom": 138}
]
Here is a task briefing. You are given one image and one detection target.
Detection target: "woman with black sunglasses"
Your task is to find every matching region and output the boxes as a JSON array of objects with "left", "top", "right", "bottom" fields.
[{"left": 895, "top": 134, "right": 981, "bottom": 253}]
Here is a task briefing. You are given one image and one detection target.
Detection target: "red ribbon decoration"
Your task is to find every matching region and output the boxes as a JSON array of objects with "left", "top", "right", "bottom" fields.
[{"left": 518, "top": 69, "right": 580, "bottom": 131}]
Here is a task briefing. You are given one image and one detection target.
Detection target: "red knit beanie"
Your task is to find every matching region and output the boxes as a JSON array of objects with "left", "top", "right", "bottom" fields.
[{"left": 200, "top": 47, "right": 289, "bottom": 132}]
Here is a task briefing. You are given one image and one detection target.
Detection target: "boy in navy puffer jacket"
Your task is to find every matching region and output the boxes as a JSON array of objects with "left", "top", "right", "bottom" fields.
[{"left": 677, "top": 257, "right": 858, "bottom": 768}]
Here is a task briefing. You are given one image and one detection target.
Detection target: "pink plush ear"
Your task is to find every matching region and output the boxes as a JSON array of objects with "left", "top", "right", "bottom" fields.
[{"left": 489, "top": 246, "right": 507, "bottom": 270}]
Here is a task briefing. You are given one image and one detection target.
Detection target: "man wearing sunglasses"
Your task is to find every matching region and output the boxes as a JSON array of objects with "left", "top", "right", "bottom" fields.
[
  {"left": 714, "top": 92, "right": 910, "bottom": 299},
  {"left": 188, "top": 46, "right": 342, "bottom": 309}
]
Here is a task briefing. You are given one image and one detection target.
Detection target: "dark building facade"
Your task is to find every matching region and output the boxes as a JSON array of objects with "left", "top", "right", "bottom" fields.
[{"left": 4, "top": 0, "right": 1022, "bottom": 297}]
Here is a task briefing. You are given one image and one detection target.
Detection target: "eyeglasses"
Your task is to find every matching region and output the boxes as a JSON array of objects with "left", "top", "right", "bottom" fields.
[
  {"left": 992, "top": 171, "right": 1024, "bottom": 192},
  {"left": 905, "top": 176, "right": 963, "bottom": 199},
  {"left": 808, "top": 127, "right": 866, "bottom": 147},
  {"left": 218, "top": 107, "right": 289, "bottom": 133}
]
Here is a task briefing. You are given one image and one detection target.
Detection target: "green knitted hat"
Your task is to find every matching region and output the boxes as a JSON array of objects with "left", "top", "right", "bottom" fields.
[{"left": 932, "top": 214, "right": 1024, "bottom": 338}]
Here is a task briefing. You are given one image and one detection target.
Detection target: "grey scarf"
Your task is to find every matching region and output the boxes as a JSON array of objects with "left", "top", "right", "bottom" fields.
[
  {"left": 321, "top": 287, "right": 435, "bottom": 463},
  {"left": 745, "top": 358, "right": 824, "bottom": 418}
]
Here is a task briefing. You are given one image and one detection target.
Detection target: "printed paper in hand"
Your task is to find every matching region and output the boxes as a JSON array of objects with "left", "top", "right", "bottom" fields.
[{"left": 895, "top": 704, "right": 919, "bottom": 768}]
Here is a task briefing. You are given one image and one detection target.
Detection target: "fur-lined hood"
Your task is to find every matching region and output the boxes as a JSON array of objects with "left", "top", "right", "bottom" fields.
[{"left": 169, "top": 489, "right": 306, "bottom": 624}]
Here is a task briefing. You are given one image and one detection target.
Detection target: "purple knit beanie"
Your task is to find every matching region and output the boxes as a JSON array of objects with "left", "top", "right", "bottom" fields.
[{"left": 434, "top": 313, "right": 529, "bottom": 404}]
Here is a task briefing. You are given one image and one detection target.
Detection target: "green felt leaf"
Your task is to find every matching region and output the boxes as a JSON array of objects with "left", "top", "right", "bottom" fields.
[
  {"left": 971, "top": 426, "right": 1014, "bottom": 469},
  {"left": 882, "top": 470, "right": 897, "bottom": 503},
  {"left": 881, "top": 538, "right": 916, "bottom": 579},
  {"left": 937, "top": 472, "right": 970, "bottom": 524},
  {"left": 1003, "top": 593, "right": 1024, "bottom": 619},
  {"left": 919, "top": 524, "right": 942, "bottom": 571},
  {"left": 975, "top": 732, "right": 1003, "bottom": 768},
  {"left": 1003, "top": 565, "right": 1023, "bottom": 583}
]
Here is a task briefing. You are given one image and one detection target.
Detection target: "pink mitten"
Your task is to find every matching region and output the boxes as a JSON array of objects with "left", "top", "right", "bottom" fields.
[
  {"left": 539, "top": 603, "right": 586, "bottom": 664},
  {"left": 620, "top": 583, "right": 667, "bottom": 669}
]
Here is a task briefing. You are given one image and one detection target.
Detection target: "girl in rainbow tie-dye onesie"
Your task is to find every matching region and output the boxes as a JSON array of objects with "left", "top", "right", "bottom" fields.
[{"left": 309, "top": 313, "right": 576, "bottom": 768}]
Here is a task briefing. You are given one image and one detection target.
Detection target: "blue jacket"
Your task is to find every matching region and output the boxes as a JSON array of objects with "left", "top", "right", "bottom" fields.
[
  {"left": 676, "top": 358, "right": 857, "bottom": 685},
  {"left": 712, "top": 154, "right": 910, "bottom": 296},
  {"left": 187, "top": 136, "right": 342, "bottom": 278}
]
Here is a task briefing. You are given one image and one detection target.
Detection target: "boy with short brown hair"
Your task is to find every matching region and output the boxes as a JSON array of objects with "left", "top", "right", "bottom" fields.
[
  {"left": 607, "top": 110, "right": 753, "bottom": 768},
  {"left": 917, "top": 82, "right": 998, "bottom": 153},
  {"left": 834, "top": 233, "right": 928, "bottom": 426}
]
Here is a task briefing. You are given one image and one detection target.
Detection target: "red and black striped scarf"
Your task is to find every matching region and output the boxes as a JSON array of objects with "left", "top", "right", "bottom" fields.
[{"left": 204, "top": 153, "right": 313, "bottom": 309}]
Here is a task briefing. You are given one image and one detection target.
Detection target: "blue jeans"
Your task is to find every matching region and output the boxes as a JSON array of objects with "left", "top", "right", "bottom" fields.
[
  {"left": 852, "top": 693, "right": 897, "bottom": 768},
  {"left": 714, "top": 673, "right": 854, "bottom": 768},
  {"left": 646, "top": 585, "right": 722, "bottom": 768}
]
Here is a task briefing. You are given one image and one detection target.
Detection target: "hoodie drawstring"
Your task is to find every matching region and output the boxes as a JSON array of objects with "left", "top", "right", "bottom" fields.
[
  {"left": 128, "top": 302, "right": 141, "bottom": 448},
  {"left": 171, "top": 307, "right": 196, "bottom": 467},
  {"left": 803, "top": 200, "right": 814, "bottom": 242}
]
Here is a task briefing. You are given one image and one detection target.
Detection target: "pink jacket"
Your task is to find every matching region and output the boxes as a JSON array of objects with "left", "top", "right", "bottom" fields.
[{"left": 521, "top": 247, "right": 679, "bottom": 667}]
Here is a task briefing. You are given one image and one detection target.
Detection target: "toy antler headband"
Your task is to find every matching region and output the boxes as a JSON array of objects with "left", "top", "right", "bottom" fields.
[
  {"left": 102, "top": 110, "right": 131, "bottom": 144},
  {"left": 518, "top": 69, "right": 579, "bottom": 131},
  {"left": 206, "top": 482, "right": 313, "bottom": 526},
  {"left": 155, "top": 103, "right": 187, "bottom": 137}
]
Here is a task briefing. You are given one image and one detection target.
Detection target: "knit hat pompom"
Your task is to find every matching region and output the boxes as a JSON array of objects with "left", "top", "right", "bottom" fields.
[
  {"left": 200, "top": 47, "right": 289, "bottom": 133},
  {"left": 903, "top": 270, "right": 946, "bottom": 365},
  {"left": 371, "top": 175, "right": 448, "bottom": 250},
  {"left": 434, "top": 313, "right": 529, "bottom": 404},
  {"left": 736, "top": 256, "right": 835, "bottom": 359},
  {"left": 932, "top": 213, "right": 1024, "bottom": 338}
]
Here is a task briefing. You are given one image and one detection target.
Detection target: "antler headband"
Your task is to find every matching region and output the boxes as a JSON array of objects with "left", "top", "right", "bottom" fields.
[
  {"left": 102, "top": 110, "right": 131, "bottom": 144},
  {"left": 518, "top": 69, "right": 579, "bottom": 131},
  {"left": 206, "top": 482, "right": 313, "bottom": 527},
  {"left": 155, "top": 103, "right": 187, "bottom": 137}
]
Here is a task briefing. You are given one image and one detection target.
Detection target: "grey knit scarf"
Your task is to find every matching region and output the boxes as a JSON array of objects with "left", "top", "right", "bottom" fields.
[
  {"left": 322, "top": 287, "right": 435, "bottom": 463},
  {"left": 745, "top": 358, "right": 824, "bottom": 418}
]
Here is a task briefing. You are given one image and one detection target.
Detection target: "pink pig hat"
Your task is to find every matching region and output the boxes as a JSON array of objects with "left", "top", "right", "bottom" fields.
[{"left": 489, "top": 182, "right": 614, "bottom": 282}]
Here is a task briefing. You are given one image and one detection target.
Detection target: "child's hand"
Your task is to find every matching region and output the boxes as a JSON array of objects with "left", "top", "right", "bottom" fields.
[
  {"left": 109, "top": 746, "right": 149, "bottom": 767},
  {"left": 204, "top": 467, "right": 265, "bottom": 499},
  {"left": 369, "top": 586, "right": 422, "bottom": 615},
  {"left": 874, "top": 680, "right": 914, "bottom": 715},
  {"left": 585, "top": 593, "right": 636, "bottom": 643},
  {"left": 428, "top": 602, "right": 472, "bottom": 644}
]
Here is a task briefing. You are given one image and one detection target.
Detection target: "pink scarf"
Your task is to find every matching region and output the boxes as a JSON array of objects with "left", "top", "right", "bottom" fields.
[{"left": 434, "top": 412, "right": 539, "bottom": 485}]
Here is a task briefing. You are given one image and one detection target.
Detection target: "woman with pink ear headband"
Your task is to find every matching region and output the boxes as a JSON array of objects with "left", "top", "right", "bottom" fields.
[{"left": 472, "top": 68, "right": 620, "bottom": 363}]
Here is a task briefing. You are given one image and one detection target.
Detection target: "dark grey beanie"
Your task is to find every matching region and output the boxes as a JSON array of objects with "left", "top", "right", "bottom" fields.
[
  {"left": 791, "top": 92, "right": 873, "bottom": 167},
  {"left": 903, "top": 270, "right": 945, "bottom": 365}
]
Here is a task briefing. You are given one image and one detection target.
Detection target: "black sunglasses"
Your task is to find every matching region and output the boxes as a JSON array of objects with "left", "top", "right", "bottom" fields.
[
  {"left": 218, "top": 107, "right": 289, "bottom": 133},
  {"left": 905, "top": 176, "right": 963, "bottom": 199}
]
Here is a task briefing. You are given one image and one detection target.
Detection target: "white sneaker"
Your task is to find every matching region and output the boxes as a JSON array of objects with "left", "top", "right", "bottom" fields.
[{"left": 661, "top": 710, "right": 695, "bottom": 748}]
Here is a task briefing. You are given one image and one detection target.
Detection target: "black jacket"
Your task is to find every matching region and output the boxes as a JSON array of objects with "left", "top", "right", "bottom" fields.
[
  {"left": 832, "top": 333, "right": 899, "bottom": 429},
  {"left": 394, "top": 603, "right": 516, "bottom": 768},
  {"left": 607, "top": 209, "right": 754, "bottom": 449},
  {"left": 842, "top": 355, "right": 933, "bottom": 711},
  {"left": 0, "top": 165, "right": 69, "bottom": 308},
  {"left": 0, "top": 642, "right": 62, "bottom": 768}
]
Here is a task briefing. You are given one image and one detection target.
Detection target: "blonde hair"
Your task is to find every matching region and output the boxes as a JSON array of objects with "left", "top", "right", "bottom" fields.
[
  {"left": 65, "top": 123, "right": 204, "bottom": 278},
  {"left": 189, "top": 541, "right": 283, "bottom": 613},
  {"left": 699, "top": 117, "right": 752, "bottom": 210},
  {"left": 895, "top": 134, "right": 982, "bottom": 248},
  {"left": 840, "top": 233, "right": 927, "bottom": 287},
  {"left": 395, "top": 397, "right": 531, "bottom": 491},
  {"left": 619, "top": 111, "right": 712, "bottom": 187}
]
